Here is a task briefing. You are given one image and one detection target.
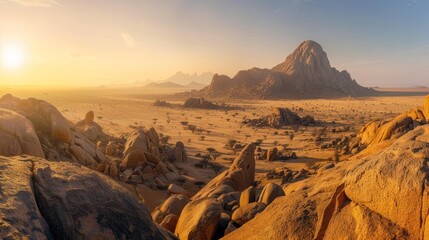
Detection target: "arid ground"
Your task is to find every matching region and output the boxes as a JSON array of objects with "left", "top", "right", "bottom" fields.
[{"left": 2, "top": 86, "right": 425, "bottom": 207}]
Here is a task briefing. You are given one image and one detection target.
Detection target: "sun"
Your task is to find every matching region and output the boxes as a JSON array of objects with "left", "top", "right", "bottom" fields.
[{"left": 2, "top": 44, "right": 24, "bottom": 69}]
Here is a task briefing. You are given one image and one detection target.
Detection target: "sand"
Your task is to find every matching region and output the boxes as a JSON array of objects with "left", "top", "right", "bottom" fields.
[{"left": 1, "top": 87, "right": 425, "bottom": 189}]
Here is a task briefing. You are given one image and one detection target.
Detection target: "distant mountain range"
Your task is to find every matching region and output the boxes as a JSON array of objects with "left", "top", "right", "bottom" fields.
[
  {"left": 136, "top": 71, "right": 213, "bottom": 89},
  {"left": 144, "top": 80, "right": 206, "bottom": 89},
  {"left": 162, "top": 71, "right": 213, "bottom": 85},
  {"left": 192, "top": 40, "right": 375, "bottom": 99}
]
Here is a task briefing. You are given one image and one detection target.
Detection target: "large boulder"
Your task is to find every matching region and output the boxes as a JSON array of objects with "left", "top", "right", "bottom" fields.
[
  {"left": 239, "top": 186, "right": 256, "bottom": 207},
  {"left": 120, "top": 149, "right": 147, "bottom": 169},
  {"left": 224, "top": 125, "right": 429, "bottom": 239},
  {"left": 0, "top": 108, "right": 44, "bottom": 158},
  {"left": 152, "top": 194, "right": 190, "bottom": 230},
  {"left": 124, "top": 129, "right": 150, "bottom": 156},
  {"left": 174, "top": 198, "right": 222, "bottom": 240},
  {"left": 0, "top": 156, "right": 171, "bottom": 239},
  {"left": 257, "top": 183, "right": 285, "bottom": 205},
  {"left": 174, "top": 141, "right": 187, "bottom": 162}
]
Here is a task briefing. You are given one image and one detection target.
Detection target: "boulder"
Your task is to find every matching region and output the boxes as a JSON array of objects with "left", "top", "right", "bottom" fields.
[
  {"left": 147, "top": 127, "right": 160, "bottom": 147},
  {"left": 174, "top": 141, "right": 187, "bottom": 162},
  {"left": 0, "top": 156, "right": 170, "bottom": 239},
  {"left": 258, "top": 183, "right": 285, "bottom": 205},
  {"left": 76, "top": 111, "right": 106, "bottom": 142},
  {"left": 153, "top": 194, "right": 190, "bottom": 223},
  {"left": 0, "top": 108, "right": 44, "bottom": 158},
  {"left": 124, "top": 129, "right": 149, "bottom": 156},
  {"left": 85, "top": 111, "right": 94, "bottom": 123},
  {"left": 192, "top": 144, "right": 256, "bottom": 200},
  {"left": 168, "top": 184, "right": 190, "bottom": 196},
  {"left": 175, "top": 198, "right": 222, "bottom": 240},
  {"left": 160, "top": 214, "right": 179, "bottom": 233},
  {"left": 266, "top": 147, "right": 278, "bottom": 162},
  {"left": 120, "top": 149, "right": 147, "bottom": 169},
  {"left": 239, "top": 186, "right": 256, "bottom": 207},
  {"left": 231, "top": 202, "right": 267, "bottom": 226}
]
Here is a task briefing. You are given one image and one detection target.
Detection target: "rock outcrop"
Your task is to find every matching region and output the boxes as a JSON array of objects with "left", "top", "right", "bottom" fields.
[
  {"left": 192, "top": 144, "right": 256, "bottom": 200},
  {"left": 224, "top": 125, "right": 429, "bottom": 239},
  {"left": 0, "top": 94, "right": 107, "bottom": 167},
  {"left": 198, "top": 40, "right": 375, "bottom": 99},
  {"left": 243, "top": 107, "right": 316, "bottom": 128},
  {"left": 76, "top": 111, "right": 108, "bottom": 143},
  {"left": 183, "top": 98, "right": 217, "bottom": 109},
  {"left": 349, "top": 95, "right": 429, "bottom": 155},
  {"left": 0, "top": 156, "right": 172, "bottom": 239}
]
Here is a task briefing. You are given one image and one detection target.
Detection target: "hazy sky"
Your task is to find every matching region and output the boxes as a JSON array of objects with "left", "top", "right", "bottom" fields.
[{"left": 0, "top": 0, "right": 428, "bottom": 87}]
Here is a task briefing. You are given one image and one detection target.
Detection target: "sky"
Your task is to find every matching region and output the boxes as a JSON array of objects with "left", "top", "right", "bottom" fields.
[{"left": 0, "top": 0, "right": 428, "bottom": 87}]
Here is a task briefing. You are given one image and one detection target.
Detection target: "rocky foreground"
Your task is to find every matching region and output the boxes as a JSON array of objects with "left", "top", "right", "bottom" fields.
[{"left": 0, "top": 94, "right": 428, "bottom": 239}]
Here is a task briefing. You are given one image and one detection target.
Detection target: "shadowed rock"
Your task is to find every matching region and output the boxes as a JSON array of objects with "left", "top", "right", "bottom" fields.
[
  {"left": 192, "top": 144, "right": 256, "bottom": 200},
  {"left": 231, "top": 202, "right": 266, "bottom": 226},
  {"left": 174, "top": 198, "right": 221, "bottom": 240},
  {"left": 0, "top": 156, "right": 172, "bottom": 239}
]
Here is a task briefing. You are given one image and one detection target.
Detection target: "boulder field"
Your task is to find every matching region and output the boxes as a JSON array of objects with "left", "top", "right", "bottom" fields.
[{"left": 224, "top": 124, "right": 429, "bottom": 239}]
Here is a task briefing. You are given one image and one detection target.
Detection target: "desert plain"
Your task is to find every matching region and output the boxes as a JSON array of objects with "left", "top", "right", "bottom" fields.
[{"left": 2, "top": 86, "right": 426, "bottom": 210}]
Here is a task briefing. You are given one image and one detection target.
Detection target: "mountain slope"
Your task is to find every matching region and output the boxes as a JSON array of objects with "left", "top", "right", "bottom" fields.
[
  {"left": 162, "top": 71, "right": 213, "bottom": 85},
  {"left": 201, "top": 40, "right": 375, "bottom": 99},
  {"left": 144, "top": 81, "right": 185, "bottom": 88}
]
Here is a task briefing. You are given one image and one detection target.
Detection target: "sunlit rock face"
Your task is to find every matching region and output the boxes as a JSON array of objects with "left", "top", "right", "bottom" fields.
[{"left": 224, "top": 125, "right": 429, "bottom": 240}]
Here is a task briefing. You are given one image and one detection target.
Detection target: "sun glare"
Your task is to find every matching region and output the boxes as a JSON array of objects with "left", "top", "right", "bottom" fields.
[{"left": 2, "top": 44, "right": 24, "bottom": 69}]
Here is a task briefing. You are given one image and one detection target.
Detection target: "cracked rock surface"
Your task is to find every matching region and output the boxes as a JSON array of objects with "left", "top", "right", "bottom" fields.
[{"left": 0, "top": 156, "right": 173, "bottom": 240}]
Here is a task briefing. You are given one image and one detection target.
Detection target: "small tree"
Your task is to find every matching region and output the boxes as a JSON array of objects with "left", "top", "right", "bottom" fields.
[{"left": 244, "top": 134, "right": 251, "bottom": 142}]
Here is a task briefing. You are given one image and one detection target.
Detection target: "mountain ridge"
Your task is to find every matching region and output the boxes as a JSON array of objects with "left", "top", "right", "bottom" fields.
[{"left": 197, "top": 40, "right": 375, "bottom": 99}]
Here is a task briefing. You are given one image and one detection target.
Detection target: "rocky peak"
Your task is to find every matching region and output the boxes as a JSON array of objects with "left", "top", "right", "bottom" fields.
[{"left": 273, "top": 40, "right": 333, "bottom": 82}]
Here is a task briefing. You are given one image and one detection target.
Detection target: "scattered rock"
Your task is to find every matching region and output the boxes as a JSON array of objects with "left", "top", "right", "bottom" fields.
[
  {"left": 183, "top": 98, "right": 218, "bottom": 109},
  {"left": 225, "top": 125, "right": 429, "bottom": 239},
  {"left": 266, "top": 147, "right": 278, "bottom": 161},
  {"left": 243, "top": 107, "right": 316, "bottom": 128}
]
